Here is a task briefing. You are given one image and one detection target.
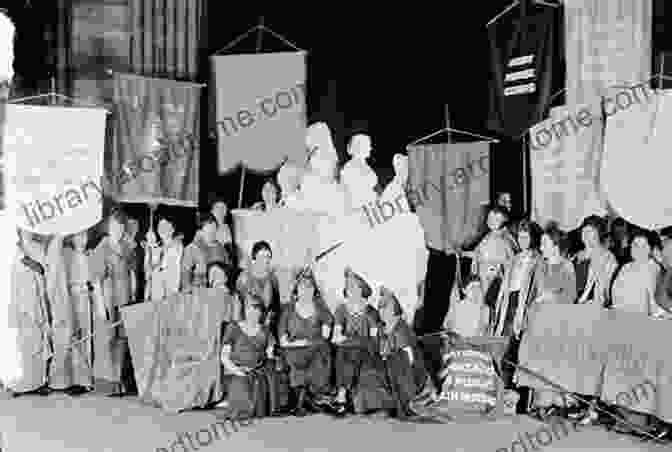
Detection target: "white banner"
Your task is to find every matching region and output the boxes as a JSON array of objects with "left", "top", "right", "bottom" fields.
[
  {"left": 5, "top": 105, "right": 106, "bottom": 235},
  {"left": 530, "top": 103, "right": 607, "bottom": 230},
  {"left": 211, "top": 52, "right": 307, "bottom": 173},
  {"left": 602, "top": 90, "right": 672, "bottom": 230}
]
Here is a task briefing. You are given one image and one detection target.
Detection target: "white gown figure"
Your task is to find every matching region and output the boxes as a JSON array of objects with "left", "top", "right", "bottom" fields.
[
  {"left": 287, "top": 122, "right": 347, "bottom": 217},
  {"left": 343, "top": 154, "right": 429, "bottom": 323},
  {"left": 340, "top": 134, "right": 378, "bottom": 212}
]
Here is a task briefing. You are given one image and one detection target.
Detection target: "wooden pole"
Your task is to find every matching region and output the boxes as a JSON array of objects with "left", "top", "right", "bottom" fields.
[{"left": 237, "top": 16, "right": 265, "bottom": 209}]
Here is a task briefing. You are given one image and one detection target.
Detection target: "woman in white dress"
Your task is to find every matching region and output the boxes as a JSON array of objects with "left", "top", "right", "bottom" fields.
[
  {"left": 144, "top": 216, "right": 184, "bottom": 302},
  {"left": 46, "top": 229, "right": 101, "bottom": 394}
]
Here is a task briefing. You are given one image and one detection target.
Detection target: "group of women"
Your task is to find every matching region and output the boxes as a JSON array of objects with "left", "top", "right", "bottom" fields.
[
  {"left": 469, "top": 205, "right": 672, "bottom": 427},
  {"left": 8, "top": 146, "right": 672, "bottom": 427}
]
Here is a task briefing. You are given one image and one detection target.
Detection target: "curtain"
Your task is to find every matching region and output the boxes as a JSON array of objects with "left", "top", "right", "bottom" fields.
[{"left": 129, "top": 0, "right": 207, "bottom": 81}]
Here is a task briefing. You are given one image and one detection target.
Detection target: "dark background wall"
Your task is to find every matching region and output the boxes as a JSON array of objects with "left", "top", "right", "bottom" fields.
[{"left": 4, "top": 0, "right": 672, "bottom": 237}]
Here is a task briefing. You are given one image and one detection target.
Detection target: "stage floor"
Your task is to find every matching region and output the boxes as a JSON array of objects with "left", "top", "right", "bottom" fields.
[{"left": 0, "top": 391, "right": 668, "bottom": 452}]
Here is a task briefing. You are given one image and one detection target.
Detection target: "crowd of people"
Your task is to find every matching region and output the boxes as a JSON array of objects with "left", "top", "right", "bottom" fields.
[{"left": 6, "top": 131, "right": 672, "bottom": 436}]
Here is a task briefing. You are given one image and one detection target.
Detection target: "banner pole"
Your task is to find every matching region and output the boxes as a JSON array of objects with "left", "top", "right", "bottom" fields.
[{"left": 237, "top": 16, "right": 265, "bottom": 209}]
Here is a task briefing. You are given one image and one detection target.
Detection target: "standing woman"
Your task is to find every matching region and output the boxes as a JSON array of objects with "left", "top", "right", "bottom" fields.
[
  {"left": 236, "top": 241, "right": 281, "bottom": 336},
  {"left": 210, "top": 196, "right": 233, "bottom": 247},
  {"left": 493, "top": 220, "right": 543, "bottom": 337},
  {"left": 144, "top": 216, "right": 183, "bottom": 302},
  {"left": 492, "top": 220, "right": 543, "bottom": 388},
  {"left": 252, "top": 179, "right": 280, "bottom": 212},
  {"left": 575, "top": 216, "right": 618, "bottom": 307},
  {"left": 181, "top": 212, "right": 231, "bottom": 293},
  {"left": 278, "top": 269, "right": 333, "bottom": 416},
  {"left": 46, "top": 229, "right": 101, "bottom": 395},
  {"left": 527, "top": 222, "right": 577, "bottom": 419},
  {"left": 470, "top": 206, "right": 516, "bottom": 310},
  {"left": 7, "top": 229, "right": 52, "bottom": 396},
  {"left": 89, "top": 208, "right": 137, "bottom": 395}
]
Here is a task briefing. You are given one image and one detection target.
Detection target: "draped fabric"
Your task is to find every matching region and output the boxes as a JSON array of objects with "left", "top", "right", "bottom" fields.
[
  {"left": 109, "top": 73, "right": 201, "bottom": 206},
  {"left": 487, "top": 7, "right": 558, "bottom": 137},
  {"left": 407, "top": 143, "right": 490, "bottom": 254},
  {"left": 563, "top": 0, "right": 652, "bottom": 221},
  {"left": 129, "top": 0, "right": 207, "bottom": 80}
]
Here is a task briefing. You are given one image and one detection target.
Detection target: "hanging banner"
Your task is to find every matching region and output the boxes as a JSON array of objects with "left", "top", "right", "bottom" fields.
[
  {"left": 211, "top": 51, "right": 307, "bottom": 173},
  {"left": 487, "top": 7, "right": 558, "bottom": 137},
  {"left": 565, "top": 0, "right": 652, "bottom": 104},
  {"left": 602, "top": 90, "right": 672, "bottom": 230},
  {"left": 109, "top": 73, "right": 201, "bottom": 207},
  {"left": 529, "top": 103, "right": 607, "bottom": 230},
  {"left": 4, "top": 105, "right": 105, "bottom": 235},
  {"left": 407, "top": 142, "right": 490, "bottom": 254},
  {"left": 563, "top": 0, "right": 652, "bottom": 223}
]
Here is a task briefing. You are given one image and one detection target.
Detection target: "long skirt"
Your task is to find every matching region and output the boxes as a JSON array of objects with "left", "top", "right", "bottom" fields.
[
  {"left": 384, "top": 350, "right": 429, "bottom": 410},
  {"left": 50, "top": 290, "right": 93, "bottom": 389},
  {"left": 282, "top": 343, "right": 331, "bottom": 394},
  {"left": 221, "top": 361, "right": 288, "bottom": 419},
  {"left": 336, "top": 345, "right": 394, "bottom": 413}
]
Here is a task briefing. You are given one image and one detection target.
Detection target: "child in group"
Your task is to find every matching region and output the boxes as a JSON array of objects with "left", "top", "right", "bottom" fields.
[
  {"left": 443, "top": 275, "right": 491, "bottom": 339},
  {"left": 377, "top": 286, "right": 429, "bottom": 418},
  {"left": 332, "top": 268, "right": 393, "bottom": 415}
]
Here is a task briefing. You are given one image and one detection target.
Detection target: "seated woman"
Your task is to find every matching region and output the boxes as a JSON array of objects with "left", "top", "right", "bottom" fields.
[
  {"left": 612, "top": 229, "right": 668, "bottom": 318},
  {"left": 236, "top": 241, "right": 281, "bottom": 336},
  {"left": 217, "top": 295, "right": 286, "bottom": 419},
  {"left": 377, "top": 287, "right": 430, "bottom": 418},
  {"left": 443, "top": 275, "right": 491, "bottom": 339},
  {"left": 252, "top": 179, "right": 280, "bottom": 212},
  {"left": 332, "top": 268, "right": 393, "bottom": 416},
  {"left": 278, "top": 269, "right": 334, "bottom": 417}
]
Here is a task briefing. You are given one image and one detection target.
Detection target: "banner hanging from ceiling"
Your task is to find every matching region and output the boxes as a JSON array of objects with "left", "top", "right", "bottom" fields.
[
  {"left": 487, "top": 7, "right": 558, "bottom": 138},
  {"left": 407, "top": 142, "right": 490, "bottom": 254},
  {"left": 211, "top": 51, "right": 307, "bottom": 173}
]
